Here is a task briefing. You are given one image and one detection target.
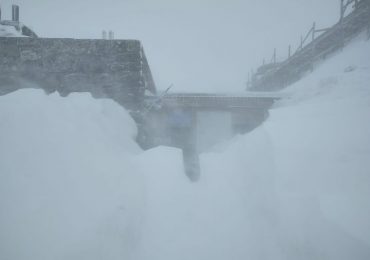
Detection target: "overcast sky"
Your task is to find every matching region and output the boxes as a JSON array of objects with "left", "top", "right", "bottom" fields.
[{"left": 1, "top": 0, "right": 340, "bottom": 92}]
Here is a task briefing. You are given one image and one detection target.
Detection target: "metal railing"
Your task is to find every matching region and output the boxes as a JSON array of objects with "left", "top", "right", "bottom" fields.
[{"left": 247, "top": 0, "right": 368, "bottom": 89}]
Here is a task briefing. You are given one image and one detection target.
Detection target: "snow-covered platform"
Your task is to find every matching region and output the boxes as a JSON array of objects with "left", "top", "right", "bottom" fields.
[
  {"left": 142, "top": 91, "right": 282, "bottom": 180},
  {"left": 141, "top": 91, "right": 281, "bottom": 149},
  {"left": 159, "top": 92, "right": 283, "bottom": 109}
]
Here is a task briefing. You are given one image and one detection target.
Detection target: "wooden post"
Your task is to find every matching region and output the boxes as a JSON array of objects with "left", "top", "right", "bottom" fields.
[
  {"left": 312, "top": 22, "right": 316, "bottom": 41},
  {"left": 247, "top": 72, "right": 251, "bottom": 89},
  {"left": 108, "top": 31, "right": 114, "bottom": 40},
  {"left": 355, "top": 0, "right": 359, "bottom": 9},
  {"left": 288, "top": 45, "right": 291, "bottom": 59},
  {"left": 339, "top": 0, "right": 347, "bottom": 47},
  {"left": 311, "top": 23, "right": 317, "bottom": 69}
]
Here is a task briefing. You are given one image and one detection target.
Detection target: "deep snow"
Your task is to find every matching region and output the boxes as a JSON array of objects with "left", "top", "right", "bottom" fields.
[
  {"left": 1, "top": 34, "right": 370, "bottom": 260},
  {"left": 0, "top": 91, "right": 144, "bottom": 259},
  {"left": 135, "top": 34, "right": 370, "bottom": 260},
  {"left": 0, "top": 24, "right": 24, "bottom": 37}
]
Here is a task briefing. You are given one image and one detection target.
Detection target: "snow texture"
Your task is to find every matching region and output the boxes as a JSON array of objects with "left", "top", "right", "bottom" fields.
[
  {"left": 0, "top": 34, "right": 370, "bottom": 260},
  {"left": 0, "top": 91, "right": 143, "bottom": 260},
  {"left": 0, "top": 24, "right": 24, "bottom": 37}
]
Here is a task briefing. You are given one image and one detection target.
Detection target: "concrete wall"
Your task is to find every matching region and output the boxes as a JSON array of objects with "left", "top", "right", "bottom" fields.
[{"left": 0, "top": 37, "right": 156, "bottom": 110}]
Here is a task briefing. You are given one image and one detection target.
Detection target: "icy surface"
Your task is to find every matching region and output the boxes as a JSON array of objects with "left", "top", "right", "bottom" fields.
[{"left": 0, "top": 36, "right": 370, "bottom": 259}]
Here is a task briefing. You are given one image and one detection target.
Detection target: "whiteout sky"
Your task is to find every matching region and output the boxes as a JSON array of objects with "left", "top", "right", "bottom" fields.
[{"left": 1, "top": 0, "right": 339, "bottom": 92}]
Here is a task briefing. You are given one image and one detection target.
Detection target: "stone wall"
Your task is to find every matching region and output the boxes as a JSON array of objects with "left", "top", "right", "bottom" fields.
[{"left": 0, "top": 37, "right": 156, "bottom": 110}]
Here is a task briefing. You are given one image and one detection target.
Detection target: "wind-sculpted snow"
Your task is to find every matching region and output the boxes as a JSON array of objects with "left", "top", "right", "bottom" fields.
[
  {"left": 0, "top": 36, "right": 370, "bottom": 260},
  {"left": 0, "top": 90, "right": 144, "bottom": 260},
  {"left": 134, "top": 35, "right": 370, "bottom": 259}
]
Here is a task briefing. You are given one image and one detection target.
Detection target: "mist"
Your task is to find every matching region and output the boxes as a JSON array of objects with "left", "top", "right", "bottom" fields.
[
  {"left": 1, "top": 1, "right": 370, "bottom": 259},
  {"left": 1, "top": 0, "right": 338, "bottom": 91}
]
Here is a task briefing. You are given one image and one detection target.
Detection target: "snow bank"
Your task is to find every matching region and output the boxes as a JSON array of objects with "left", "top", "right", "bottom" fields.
[
  {"left": 0, "top": 90, "right": 144, "bottom": 260},
  {"left": 0, "top": 24, "right": 24, "bottom": 37},
  {"left": 270, "top": 36, "right": 370, "bottom": 257}
]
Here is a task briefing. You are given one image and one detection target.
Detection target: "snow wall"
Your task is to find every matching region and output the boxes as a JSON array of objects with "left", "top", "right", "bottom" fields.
[{"left": 1, "top": 34, "right": 370, "bottom": 260}]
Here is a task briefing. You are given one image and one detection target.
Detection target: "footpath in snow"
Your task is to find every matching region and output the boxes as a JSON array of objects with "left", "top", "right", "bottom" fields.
[{"left": 0, "top": 34, "right": 370, "bottom": 260}]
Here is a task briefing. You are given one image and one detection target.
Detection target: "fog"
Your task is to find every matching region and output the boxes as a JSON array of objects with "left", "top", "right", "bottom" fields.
[
  {"left": 1, "top": 0, "right": 339, "bottom": 91},
  {"left": 1, "top": 1, "right": 370, "bottom": 260},
  {"left": 1, "top": 38, "right": 370, "bottom": 259}
]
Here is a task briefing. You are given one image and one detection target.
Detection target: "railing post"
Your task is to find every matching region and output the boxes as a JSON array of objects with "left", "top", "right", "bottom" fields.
[
  {"left": 273, "top": 48, "right": 276, "bottom": 64},
  {"left": 288, "top": 45, "right": 291, "bottom": 59},
  {"left": 108, "top": 30, "right": 114, "bottom": 40},
  {"left": 102, "top": 30, "right": 107, "bottom": 39},
  {"left": 311, "top": 23, "right": 317, "bottom": 68},
  {"left": 312, "top": 22, "right": 316, "bottom": 41},
  {"left": 340, "top": 0, "right": 345, "bottom": 22},
  {"left": 300, "top": 35, "right": 303, "bottom": 50},
  {"left": 247, "top": 72, "right": 251, "bottom": 89}
]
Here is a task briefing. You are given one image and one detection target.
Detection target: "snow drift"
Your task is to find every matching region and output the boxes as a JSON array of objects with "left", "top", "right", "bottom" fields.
[
  {"left": 135, "top": 34, "right": 370, "bottom": 259},
  {"left": 0, "top": 34, "right": 370, "bottom": 260},
  {"left": 0, "top": 24, "right": 25, "bottom": 37},
  {"left": 0, "top": 90, "right": 144, "bottom": 259}
]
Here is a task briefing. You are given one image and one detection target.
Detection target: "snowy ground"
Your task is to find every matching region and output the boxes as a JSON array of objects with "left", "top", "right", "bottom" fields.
[{"left": 0, "top": 34, "right": 370, "bottom": 259}]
